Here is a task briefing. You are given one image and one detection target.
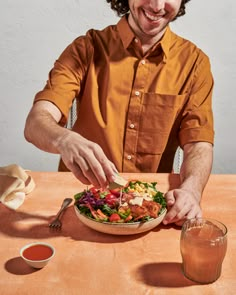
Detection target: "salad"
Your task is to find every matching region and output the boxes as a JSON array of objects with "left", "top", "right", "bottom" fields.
[{"left": 74, "top": 180, "right": 166, "bottom": 223}]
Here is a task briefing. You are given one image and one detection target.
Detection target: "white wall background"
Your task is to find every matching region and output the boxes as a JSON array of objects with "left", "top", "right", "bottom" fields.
[{"left": 0, "top": 0, "right": 235, "bottom": 173}]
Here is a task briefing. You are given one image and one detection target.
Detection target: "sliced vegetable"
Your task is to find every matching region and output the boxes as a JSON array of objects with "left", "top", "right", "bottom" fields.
[{"left": 109, "top": 213, "right": 121, "bottom": 222}]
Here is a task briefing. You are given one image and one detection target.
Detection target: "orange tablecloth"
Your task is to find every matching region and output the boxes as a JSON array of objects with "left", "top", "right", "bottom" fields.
[{"left": 0, "top": 172, "right": 235, "bottom": 295}]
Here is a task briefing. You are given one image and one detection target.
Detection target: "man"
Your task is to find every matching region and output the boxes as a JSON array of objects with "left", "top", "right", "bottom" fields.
[{"left": 24, "top": 0, "right": 214, "bottom": 225}]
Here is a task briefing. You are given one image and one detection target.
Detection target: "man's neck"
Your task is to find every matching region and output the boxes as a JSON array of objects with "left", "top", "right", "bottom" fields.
[{"left": 127, "top": 14, "right": 166, "bottom": 55}]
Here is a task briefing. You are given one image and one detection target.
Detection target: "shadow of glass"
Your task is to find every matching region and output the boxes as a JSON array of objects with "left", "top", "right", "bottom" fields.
[{"left": 134, "top": 262, "right": 198, "bottom": 287}]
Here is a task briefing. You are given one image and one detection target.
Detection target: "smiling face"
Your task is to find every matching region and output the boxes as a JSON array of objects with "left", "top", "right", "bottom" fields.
[{"left": 128, "top": 0, "right": 182, "bottom": 45}]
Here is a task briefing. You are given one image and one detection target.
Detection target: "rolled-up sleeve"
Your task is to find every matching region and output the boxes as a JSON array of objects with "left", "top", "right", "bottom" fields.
[
  {"left": 179, "top": 52, "right": 214, "bottom": 146},
  {"left": 34, "top": 36, "right": 90, "bottom": 125}
]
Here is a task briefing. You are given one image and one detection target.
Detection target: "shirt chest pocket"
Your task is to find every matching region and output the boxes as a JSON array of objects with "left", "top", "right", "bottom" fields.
[
  {"left": 136, "top": 93, "right": 188, "bottom": 154},
  {"left": 139, "top": 92, "right": 188, "bottom": 134}
]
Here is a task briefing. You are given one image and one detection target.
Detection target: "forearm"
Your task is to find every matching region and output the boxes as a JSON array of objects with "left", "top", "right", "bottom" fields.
[
  {"left": 24, "top": 101, "right": 69, "bottom": 154},
  {"left": 179, "top": 142, "right": 213, "bottom": 201},
  {"left": 163, "top": 142, "right": 213, "bottom": 225}
]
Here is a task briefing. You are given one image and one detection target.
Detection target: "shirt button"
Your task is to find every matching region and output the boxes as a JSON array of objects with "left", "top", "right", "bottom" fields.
[
  {"left": 135, "top": 91, "right": 140, "bottom": 96},
  {"left": 130, "top": 123, "right": 135, "bottom": 129},
  {"left": 141, "top": 60, "right": 146, "bottom": 65},
  {"left": 127, "top": 155, "right": 132, "bottom": 160}
]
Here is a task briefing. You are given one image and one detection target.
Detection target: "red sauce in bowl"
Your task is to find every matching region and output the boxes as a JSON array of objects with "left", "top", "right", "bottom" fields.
[{"left": 23, "top": 244, "right": 53, "bottom": 261}]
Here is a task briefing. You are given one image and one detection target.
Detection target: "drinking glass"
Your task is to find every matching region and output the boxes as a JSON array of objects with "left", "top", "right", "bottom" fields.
[{"left": 180, "top": 218, "right": 227, "bottom": 284}]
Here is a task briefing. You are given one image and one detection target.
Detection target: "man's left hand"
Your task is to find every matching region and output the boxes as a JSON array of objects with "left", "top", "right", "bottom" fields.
[{"left": 163, "top": 188, "right": 202, "bottom": 226}]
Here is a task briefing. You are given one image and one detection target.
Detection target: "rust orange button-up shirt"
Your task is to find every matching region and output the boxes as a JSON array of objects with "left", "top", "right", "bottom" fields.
[{"left": 34, "top": 16, "right": 214, "bottom": 173}]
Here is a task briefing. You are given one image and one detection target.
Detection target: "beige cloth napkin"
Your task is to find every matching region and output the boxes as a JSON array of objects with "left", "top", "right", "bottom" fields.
[{"left": 0, "top": 164, "right": 35, "bottom": 210}]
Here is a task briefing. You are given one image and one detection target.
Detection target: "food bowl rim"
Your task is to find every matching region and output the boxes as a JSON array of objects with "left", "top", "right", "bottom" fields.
[{"left": 74, "top": 205, "right": 167, "bottom": 226}]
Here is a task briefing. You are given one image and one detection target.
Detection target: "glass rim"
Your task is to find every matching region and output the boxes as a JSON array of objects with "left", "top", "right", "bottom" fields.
[{"left": 182, "top": 217, "right": 228, "bottom": 238}]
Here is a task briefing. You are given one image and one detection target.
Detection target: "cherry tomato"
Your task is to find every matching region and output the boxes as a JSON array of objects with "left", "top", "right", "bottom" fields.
[
  {"left": 105, "top": 193, "right": 118, "bottom": 207},
  {"left": 109, "top": 189, "right": 122, "bottom": 197},
  {"left": 89, "top": 187, "right": 100, "bottom": 199},
  {"left": 109, "top": 213, "right": 121, "bottom": 222}
]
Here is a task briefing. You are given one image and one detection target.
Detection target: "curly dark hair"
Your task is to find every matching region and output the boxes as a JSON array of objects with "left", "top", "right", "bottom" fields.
[{"left": 106, "top": 0, "right": 191, "bottom": 19}]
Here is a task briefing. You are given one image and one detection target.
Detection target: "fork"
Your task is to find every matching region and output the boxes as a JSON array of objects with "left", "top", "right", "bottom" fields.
[{"left": 49, "top": 198, "right": 73, "bottom": 229}]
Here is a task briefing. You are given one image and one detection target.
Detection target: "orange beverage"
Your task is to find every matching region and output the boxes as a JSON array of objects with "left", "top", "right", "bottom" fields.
[{"left": 180, "top": 218, "right": 227, "bottom": 284}]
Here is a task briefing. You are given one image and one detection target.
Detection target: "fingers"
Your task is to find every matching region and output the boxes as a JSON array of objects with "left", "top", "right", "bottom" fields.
[
  {"left": 74, "top": 161, "right": 103, "bottom": 188},
  {"left": 63, "top": 140, "right": 117, "bottom": 188},
  {"left": 68, "top": 157, "right": 108, "bottom": 188},
  {"left": 92, "top": 147, "right": 118, "bottom": 182},
  {"left": 165, "top": 191, "right": 175, "bottom": 207},
  {"left": 58, "top": 132, "right": 118, "bottom": 188},
  {"left": 70, "top": 164, "right": 91, "bottom": 186},
  {"left": 174, "top": 207, "right": 202, "bottom": 226},
  {"left": 163, "top": 190, "right": 178, "bottom": 224},
  {"left": 163, "top": 189, "right": 202, "bottom": 226},
  {"left": 85, "top": 149, "right": 117, "bottom": 188},
  {"left": 102, "top": 160, "right": 118, "bottom": 183}
]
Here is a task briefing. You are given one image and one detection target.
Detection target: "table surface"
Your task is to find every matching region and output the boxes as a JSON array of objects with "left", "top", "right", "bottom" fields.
[{"left": 0, "top": 172, "right": 235, "bottom": 295}]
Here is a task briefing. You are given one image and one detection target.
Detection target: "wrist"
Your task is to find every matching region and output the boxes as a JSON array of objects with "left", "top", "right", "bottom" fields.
[
  {"left": 179, "top": 178, "right": 202, "bottom": 202},
  {"left": 52, "top": 128, "right": 71, "bottom": 154}
]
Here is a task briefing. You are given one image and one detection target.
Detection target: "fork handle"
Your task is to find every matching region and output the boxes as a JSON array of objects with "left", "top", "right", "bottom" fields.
[{"left": 55, "top": 198, "right": 73, "bottom": 218}]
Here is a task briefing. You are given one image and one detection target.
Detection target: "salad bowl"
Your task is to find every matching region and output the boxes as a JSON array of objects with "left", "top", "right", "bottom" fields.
[
  {"left": 74, "top": 206, "right": 167, "bottom": 235},
  {"left": 74, "top": 180, "right": 167, "bottom": 235}
]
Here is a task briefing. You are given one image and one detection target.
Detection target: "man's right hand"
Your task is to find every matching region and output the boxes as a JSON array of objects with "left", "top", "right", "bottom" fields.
[
  {"left": 24, "top": 100, "right": 117, "bottom": 188},
  {"left": 55, "top": 131, "right": 117, "bottom": 188}
]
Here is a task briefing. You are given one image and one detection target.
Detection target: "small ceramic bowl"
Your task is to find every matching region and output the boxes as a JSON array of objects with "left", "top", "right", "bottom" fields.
[
  {"left": 20, "top": 242, "right": 55, "bottom": 269},
  {"left": 74, "top": 206, "right": 167, "bottom": 235}
]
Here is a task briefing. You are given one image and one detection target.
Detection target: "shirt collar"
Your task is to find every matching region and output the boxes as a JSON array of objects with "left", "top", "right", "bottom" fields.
[
  {"left": 117, "top": 15, "right": 135, "bottom": 49},
  {"left": 157, "top": 26, "right": 172, "bottom": 63},
  {"left": 117, "top": 15, "right": 172, "bottom": 62}
]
